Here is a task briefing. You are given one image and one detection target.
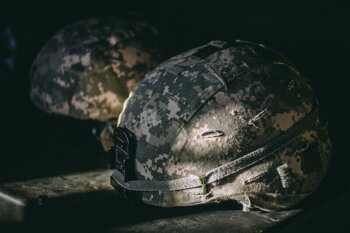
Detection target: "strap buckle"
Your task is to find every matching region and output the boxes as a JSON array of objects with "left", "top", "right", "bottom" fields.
[
  {"left": 199, "top": 174, "right": 208, "bottom": 195},
  {"left": 110, "top": 127, "right": 135, "bottom": 181}
]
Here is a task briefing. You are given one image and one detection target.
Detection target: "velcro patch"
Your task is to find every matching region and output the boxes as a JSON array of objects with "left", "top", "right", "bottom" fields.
[
  {"left": 192, "top": 45, "right": 221, "bottom": 59},
  {"left": 167, "top": 65, "right": 184, "bottom": 76}
]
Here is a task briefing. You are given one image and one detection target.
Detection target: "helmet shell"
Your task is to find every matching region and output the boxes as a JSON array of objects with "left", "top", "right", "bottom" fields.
[
  {"left": 30, "top": 17, "right": 162, "bottom": 121},
  {"left": 115, "top": 40, "right": 331, "bottom": 210}
]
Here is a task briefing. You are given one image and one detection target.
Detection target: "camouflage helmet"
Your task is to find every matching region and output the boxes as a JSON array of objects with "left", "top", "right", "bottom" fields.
[
  {"left": 30, "top": 17, "right": 162, "bottom": 122},
  {"left": 110, "top": 40, "right": 331, "bottom": 211}
]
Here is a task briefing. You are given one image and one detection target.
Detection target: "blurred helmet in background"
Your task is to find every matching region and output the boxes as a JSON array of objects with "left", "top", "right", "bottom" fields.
[{"left": 30, "top": 17, "right": 162, "bottom": 122}]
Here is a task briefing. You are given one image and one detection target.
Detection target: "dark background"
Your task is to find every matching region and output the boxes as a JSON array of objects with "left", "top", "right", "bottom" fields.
[{"left": 0, "top": 0, "right": 349, "bottom": 230}]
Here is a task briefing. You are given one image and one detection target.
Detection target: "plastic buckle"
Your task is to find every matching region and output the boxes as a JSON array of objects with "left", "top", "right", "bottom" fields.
[
  {"left": 199, "top": 174, "right": 207, "bottom": 195},
  {"left": 110, "top": 127, "right": 135, "bottom": 182}
]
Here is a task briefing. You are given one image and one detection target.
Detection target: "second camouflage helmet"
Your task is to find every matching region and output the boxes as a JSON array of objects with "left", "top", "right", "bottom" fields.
[
  {"left": 111, "top": 40, "right": 331, "bottom": 211},
  {"left": 30, "top": 17, "right": 162, "bottom": 122}
]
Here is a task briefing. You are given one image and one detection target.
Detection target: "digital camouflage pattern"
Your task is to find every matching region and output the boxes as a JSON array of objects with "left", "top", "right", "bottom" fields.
[
  {"left": 30, "top": 17, "right": 162, "bottom": 122},
  {"left": 112, "top": 40, "right": 331, "bottom": 211}
]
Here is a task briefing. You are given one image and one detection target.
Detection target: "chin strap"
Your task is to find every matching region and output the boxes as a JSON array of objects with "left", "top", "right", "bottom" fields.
[{"left": 111, "top": 108, "right": 318, "bottom": 193}]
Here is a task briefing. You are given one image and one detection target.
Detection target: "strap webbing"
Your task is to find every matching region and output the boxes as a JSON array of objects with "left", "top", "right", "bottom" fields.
[{"left": 111, "top": 109, "right": 318, "bottom": 192}]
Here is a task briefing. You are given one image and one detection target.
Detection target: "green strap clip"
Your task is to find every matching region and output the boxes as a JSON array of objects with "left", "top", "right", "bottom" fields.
[{"left": 199, "top": 174, "right": 207, "bottom": 195}]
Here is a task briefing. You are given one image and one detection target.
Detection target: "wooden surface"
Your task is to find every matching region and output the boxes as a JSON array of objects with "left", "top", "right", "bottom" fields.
[{"left": 0, "top": 169, "right": 348, "bottom": 233}]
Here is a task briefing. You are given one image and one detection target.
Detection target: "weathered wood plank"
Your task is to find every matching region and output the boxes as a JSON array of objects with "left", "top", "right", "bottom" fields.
[{"left": 1, "top": 169, "right": 325, "bottom": 233}]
